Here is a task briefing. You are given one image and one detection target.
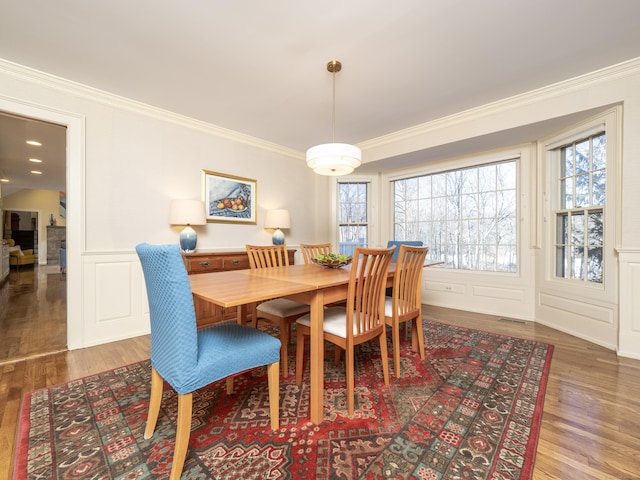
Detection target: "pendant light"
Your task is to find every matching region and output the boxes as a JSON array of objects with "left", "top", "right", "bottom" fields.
[{"left": 306, "top": 60, "right": 361, "bottom": 176}]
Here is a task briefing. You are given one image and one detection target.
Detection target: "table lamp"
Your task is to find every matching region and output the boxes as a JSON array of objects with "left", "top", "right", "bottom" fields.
[
  {"left": 264, "top": 209, "right": 290, "bottom": 245},
  {"left": 169, "top": 199, "right": 206, "bottom": 252}
]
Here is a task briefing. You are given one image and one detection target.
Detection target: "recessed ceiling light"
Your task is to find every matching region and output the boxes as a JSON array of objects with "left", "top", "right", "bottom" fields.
[
  {"left": 0, "top": 178, "right": 9, "bottom": 183},
  {"left": 29, "top": 158, "right": 43, "bottom": 163},
  {"left": 26, "top": 140, "right": 42, "bottom": 146},
  {"left": 30, "top": 170, "right": 43, "bottom": 175}
]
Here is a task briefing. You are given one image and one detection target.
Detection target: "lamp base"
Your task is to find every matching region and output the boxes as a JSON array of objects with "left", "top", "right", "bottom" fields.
[
  {"left": 272, "top": 228, "right": 285, "bottom": 245},
  {"left": 179, "top": 225, "right": 197, "bottom": 252}
]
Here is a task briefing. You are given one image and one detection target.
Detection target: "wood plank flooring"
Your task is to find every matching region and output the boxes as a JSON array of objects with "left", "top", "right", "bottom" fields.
[
  {"left": 0, "top": 265, "right": 67, "bottom": 362},
  {"left": 1, "top": 269, "right": 639, "bottom": 479}
]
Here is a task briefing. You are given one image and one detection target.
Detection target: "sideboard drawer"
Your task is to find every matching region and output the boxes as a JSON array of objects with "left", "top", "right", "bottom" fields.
[
  {"left": 223, "top": 254, "right": 250, "bottom": 270},
  {"left": 185, "top": 256, "right": 224, "bottom": 274}
]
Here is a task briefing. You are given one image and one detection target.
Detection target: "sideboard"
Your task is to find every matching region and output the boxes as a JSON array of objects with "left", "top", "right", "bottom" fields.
[{"left": 183, "top": 249, "right": 296, "bottom": 328}]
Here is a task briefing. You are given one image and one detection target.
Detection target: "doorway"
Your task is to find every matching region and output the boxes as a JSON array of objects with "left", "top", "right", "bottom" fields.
[{"left": 0, "top": 110, "right": 69, "bottom": 363}]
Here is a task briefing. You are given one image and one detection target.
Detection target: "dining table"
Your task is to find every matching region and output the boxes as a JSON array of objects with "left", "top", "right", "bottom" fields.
[{"left": 188, "top": 260, "right": 441, "bottom": 424}]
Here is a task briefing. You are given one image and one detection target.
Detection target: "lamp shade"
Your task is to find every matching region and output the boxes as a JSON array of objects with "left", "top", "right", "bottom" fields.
[
  {"left": 264, "top": 209, "right": 290, "bottom": 245},
  {"left": 306, "top": 143, "right": 362, "bottom": 176},
  {"left": 169, "top": 199, "right": 206, "bottom": 226},
  {"left": 264, "top": 209, "right": 291, "bottom": 229}
]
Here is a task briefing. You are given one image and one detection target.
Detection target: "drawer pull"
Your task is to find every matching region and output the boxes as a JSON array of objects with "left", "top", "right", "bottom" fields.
[
  {"left": 199, "top": 261, "right": 211, "bottom": 268},
  {"left": 231, "top": 259, "right": 241, "bottom": 265}
]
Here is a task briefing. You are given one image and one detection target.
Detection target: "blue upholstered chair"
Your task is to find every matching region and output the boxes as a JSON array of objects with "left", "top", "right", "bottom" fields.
[
  {"left": 136, "top": 243, "right": 281, "bottom": 480},
  {"left": 386, "top": 240, "right": 423, "bottom": 261}
]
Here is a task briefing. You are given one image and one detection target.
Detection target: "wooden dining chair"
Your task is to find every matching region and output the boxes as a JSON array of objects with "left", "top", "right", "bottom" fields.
[
  {"left": 385, "top": 244, "right": 429, "bottom": 378},
  {"left": 246, "top": 244, "right": 310, "bottom": 377},
  {"left": 300, "top": 242, "right": 332, "bottom": 264},
  {"left": 136, "top": 243, "right": 280, "bottom": 480},
  {"left": 295, "top": 246, "right": 394, "bottom": 415}
]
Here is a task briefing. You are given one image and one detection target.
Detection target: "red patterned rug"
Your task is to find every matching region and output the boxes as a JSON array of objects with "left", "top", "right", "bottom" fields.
[{"left": 14, "top": 320, "right": 553, "bottom": 479}]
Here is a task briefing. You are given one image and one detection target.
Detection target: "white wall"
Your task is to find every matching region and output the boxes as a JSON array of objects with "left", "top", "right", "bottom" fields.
[
  {"left": 0, "top": 59, "right": 325, "bottom": 349},
  {"left": 2, "top": 57, "right": 640, "bottom": 359},
  {"left": 360, "top": 58, "right": 640, "bottom": 358}
]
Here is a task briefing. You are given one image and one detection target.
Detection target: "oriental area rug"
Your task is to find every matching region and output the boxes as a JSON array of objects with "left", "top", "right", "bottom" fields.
[{"left": 14, "top": 320, "right": 553, "bottom": 480}]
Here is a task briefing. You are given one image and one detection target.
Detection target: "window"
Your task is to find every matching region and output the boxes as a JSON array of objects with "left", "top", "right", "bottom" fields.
[
  {"left": 392, "top": 159, "right": 518, "bottom": 272},
  {"left": 554, "top": 132, "right": 605, "bottom": 283},
  {"left": 338, "top": 182, "right": 369, "bottom": 256}
]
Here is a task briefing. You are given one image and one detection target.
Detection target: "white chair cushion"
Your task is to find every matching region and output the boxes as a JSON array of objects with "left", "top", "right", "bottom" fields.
[
  {"left": 297, "top": 306, "right": 359, "bottom": 338},
  {"left": 384, "top": 296, "right": 394, "bottom": 317},
  {"left": 257, "top": 298, "right": 309, "bottom": 317},
  {"left": 385, "top": 297, "right": 418, "bottom": 318}
]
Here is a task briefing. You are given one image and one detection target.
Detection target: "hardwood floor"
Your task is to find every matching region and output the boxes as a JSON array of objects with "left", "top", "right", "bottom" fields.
[
  {"left": 0, "top": 274, "right": 639, "bottom": 479},
  {"left": 426, "top": 307, "right": 640, "bottom": 480},
  {"left": 0, "top": 265, "right": 67, "bottom": 362}
]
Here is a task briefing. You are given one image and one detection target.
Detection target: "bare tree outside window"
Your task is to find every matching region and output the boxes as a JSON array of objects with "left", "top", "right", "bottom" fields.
[
  {"left": 338, "top": 182, "right": 368, "bottom": 256},
  {"left": 555, "top": 133, "right": 605, "bottom": 283},
  {"left": 393, "top": 159, "right": 517, "bottom": 272}
]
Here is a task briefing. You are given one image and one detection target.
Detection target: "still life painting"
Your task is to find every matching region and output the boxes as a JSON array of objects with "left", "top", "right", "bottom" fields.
[{"left": 203, "top": 170, "right": 257, "bottom": 224}]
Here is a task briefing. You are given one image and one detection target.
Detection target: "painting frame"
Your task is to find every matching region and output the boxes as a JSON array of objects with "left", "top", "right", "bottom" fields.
[{"left": 202, "top": 170, "right": 257, "bottom": 224}]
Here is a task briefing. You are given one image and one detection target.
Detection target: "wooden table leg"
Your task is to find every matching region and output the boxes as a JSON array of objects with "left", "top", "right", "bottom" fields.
[{"left": 309, "top": 290, "right": 325, "bottom": 424}]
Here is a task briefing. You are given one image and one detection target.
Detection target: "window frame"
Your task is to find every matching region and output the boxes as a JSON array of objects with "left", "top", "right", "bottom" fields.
[
  {"left": 552, "top": 132, "right": 606, "bottom": 285},
  {"left": 389, "top": 155, "right": 520, "bottom": 273},
  {"left": 542, "top": 107, "right": 620, "bottom": 300},
  {"left": 334, "top": 178, "right": 373, "bottom": 256}
]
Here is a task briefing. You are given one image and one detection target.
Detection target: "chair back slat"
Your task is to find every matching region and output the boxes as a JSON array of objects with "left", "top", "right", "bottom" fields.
[
  {"left": 300, "top": 243, "right": 332, "bottom": 265},
  {"left": 347, "top": 246, "right": 394, "bottom": 337},
  {"left": 135, "top": 243, "right": 198, "bottom": 389},
  {"left": 393, "top": 245, "right": 429, "bottom": 318},
  {"left": 246, "top": 244, "right": 289, "bottom": 269}
]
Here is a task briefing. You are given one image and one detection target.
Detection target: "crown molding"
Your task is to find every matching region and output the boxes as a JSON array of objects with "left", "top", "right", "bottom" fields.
[
  {"left": 358, "top": 57, "right": 640, "bottom": 151},
  {"left": 0, "top": 58, "right": 303, "bottom": 160}
]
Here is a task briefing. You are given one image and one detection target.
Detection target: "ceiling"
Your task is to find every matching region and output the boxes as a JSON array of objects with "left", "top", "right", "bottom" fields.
[{"left": 1, "top": 0, "right": 640, "bottom": 195}]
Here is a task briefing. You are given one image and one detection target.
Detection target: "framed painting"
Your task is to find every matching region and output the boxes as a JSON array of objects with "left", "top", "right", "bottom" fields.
[{"left": 202, "top": 170, "right": 257, "bottom": 224}]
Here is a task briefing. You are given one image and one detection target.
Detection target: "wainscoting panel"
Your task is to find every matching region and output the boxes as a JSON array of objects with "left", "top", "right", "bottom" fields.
[
  {"left": 539, "top": 292, "right": 613, "bottom": 325},
  {"left": 424, "top": 280, "right": 466, "bottom": 295},
  {"left": 618, "top": 250, "right": 640, "bottom": 359},
  {"left": 81, "top": 252, "right": 150, "bottom": 348},
  {"left": 94, "top": 262, "right": 133, "bottom": 321},
  {"left": 472, "top": 285, "right": 524, "bottom": 302},
  {"left": 537, "top": 290, "right": 617, "bottom": 351}
]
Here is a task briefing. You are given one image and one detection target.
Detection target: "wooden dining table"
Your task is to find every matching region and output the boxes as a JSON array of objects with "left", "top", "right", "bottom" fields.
[
  {"left": 189, "top": 263, "right": 352, "bottom": 424},
  {"left": 188, "top": 260, "right": 441, "bottom": 424}
]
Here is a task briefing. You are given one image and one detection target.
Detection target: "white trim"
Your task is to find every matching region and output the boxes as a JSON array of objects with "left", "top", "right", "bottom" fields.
[
  {"left": 536, "top": 107, "right": 620, "bottom": 349},
  {"left": 358, "top": 58, "right": 640, "bottom": 161},
  {"left": 0, "top": 95, "right": 86, "bottom": 350},
  {"left": 0, "top": 58, "right": 303, "bottom": 161},
  {"left": 545, "top": 123, "right": 605, "bottom": 150}
]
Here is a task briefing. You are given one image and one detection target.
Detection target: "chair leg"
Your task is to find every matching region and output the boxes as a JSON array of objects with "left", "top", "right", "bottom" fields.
[
  {"left": 280, "top": 319, "right": 289, "bottom": 377},
  {"left": 144, "top": 367, "right": 163, "bottom": 439},
  {"left": 295, "top": 328, "right": 306, "bottom": 385},
  {"left": 267, "top": 361, "right": 280, "bottom": 430},
  {"left": 346, "top": 343, "right": 355, "bottom": 415},
  {"left": 226, "top": 377, "right": 234, "bottom": 394},
  {"left": 392, "top": 320, "right": 402, "bottom": 378},
  {"left": 413, "top": 316, "right": 425, "bottom": 359},
  {"left": 334, "top": 345, "right": 342, "bottom": 365},
  {"left": 170, "top": 393, "right": 193, "bottom": 480},
  {"left": 379, "top": 330, "right": 390, "bottom": 388}
]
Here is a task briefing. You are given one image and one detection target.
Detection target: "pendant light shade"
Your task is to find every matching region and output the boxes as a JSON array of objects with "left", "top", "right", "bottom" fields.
[
  {"left": 306, "top": 143, "right": 361, "bottom": 176},
  {"left": 306, "top": 60, "right": 361, "bottom": 176}
]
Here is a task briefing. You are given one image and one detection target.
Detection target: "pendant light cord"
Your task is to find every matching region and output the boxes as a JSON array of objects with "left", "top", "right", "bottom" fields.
[{"left": 331, "top": 62, "right": 336, "bottom": 143}]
